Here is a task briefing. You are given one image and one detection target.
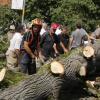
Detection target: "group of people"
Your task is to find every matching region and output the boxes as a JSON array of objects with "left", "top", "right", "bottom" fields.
[{"left": 6, "top": 18, "right": 100, "bottom": 75}]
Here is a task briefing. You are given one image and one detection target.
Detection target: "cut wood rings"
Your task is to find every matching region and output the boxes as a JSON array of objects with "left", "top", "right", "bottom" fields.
[
  {"left": 83, "top": 46, "right": 94, "bottom": 58},
  {"left": 0, "top": 68, "right": 6, "bottom": 82},
  {"left": 50, "top": 61, "right": 64, "bottom": 75}
]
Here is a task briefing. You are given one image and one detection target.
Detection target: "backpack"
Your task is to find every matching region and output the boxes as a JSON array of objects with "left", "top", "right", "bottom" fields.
[{"left": 20, "top": 32, "right": 34, "bottom": 51}]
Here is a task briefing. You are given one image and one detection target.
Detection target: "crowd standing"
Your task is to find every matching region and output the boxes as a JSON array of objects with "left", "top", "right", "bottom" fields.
[{"left": 6, "top": 18, "right": 100, "bottom": 75}]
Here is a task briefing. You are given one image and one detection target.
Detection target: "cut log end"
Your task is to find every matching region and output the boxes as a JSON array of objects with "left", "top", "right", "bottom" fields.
[
  {"left": 83, "top": 46, "right": 94, "bottom": 58},
  {"left": 0, "top": 68, "right": 6, "bottom": 82},
  {"left": 50, "top": 61, "right": 64, "bottom": 75},
  {"left": 86, "top": 80, "right": 95, "bottom": 88},
  {"left": 79, "top": 66, "right": 86, "bottom": 76}
]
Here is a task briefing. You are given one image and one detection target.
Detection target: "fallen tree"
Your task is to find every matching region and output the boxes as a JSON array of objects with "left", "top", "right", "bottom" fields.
[
  {"left": 0, "top": 40, "right": 100, "bottom": 100},
  {"left": 92, "top": 39, "right": 100, "bottom": 73},
  {"left": 0, "top": 51, "right": 88, "bottom": 100}
]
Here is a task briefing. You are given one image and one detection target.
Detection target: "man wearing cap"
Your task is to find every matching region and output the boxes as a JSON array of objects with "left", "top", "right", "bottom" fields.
[
  {"left": 7, "top": 25, "right": 15, "bottom": 42},
  {"left": 40, "top": 23, "right": 60, "bottom": 61},
  {"left": 20, "top": 18, "right": 42, "bottom": 75}
]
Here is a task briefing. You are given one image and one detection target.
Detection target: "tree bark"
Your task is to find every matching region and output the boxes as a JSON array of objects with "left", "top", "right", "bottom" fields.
[
  {"left": 93, "top": 39, "right": 100, "bottom": 72},
  {"left": 0, "top": 72, "right": 63, "bottom": 100},
  {"left": 0, "top": 53, "right": 87, "bottom": 100},
  {"left": 0, "top": 39, "right": 100, "bottom": 100}
]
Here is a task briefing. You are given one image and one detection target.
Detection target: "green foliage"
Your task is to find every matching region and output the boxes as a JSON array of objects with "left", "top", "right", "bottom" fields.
[
  {"left": 0, "top": 5, "right": 22, "bottom": 34},
  {"left": 25, "top": 0, "right": 61, "bottom": 21},
  {"left": 0, "top": 59, "right": 6, "bottom": 69},
  {"left": 0, "top": 34, "right": 8, "bottom": 53},
  {"left": 0, "top": 70, "right": 25, "bottom": 90},
  {"left": 51, "top": 0, "right": 100, "bottom": 31},
  {"left": 0, "top": 0, "right": 100, "bottom": 33}
]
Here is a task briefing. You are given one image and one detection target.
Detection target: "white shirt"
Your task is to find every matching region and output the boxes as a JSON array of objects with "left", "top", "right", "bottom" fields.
[
  {"left": 40, "top": 28, "right": 46, "bottom": 36},
  {"left": 8, "top": 32, "right": 23, "bottom": 51},
  {"left": 55, "top": 28, "right": 62, "bottom": 35}
]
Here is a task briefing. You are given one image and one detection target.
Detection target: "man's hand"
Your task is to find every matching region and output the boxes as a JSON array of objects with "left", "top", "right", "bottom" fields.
[
  {"left": 34, "top": 50, "right": 39, "bottom": 58},
  {"left": 64, "top": 49, "right": 68, "bottom": 53},
  {"left": 31, "top": 54, "right": 35, "bottom": 59}
]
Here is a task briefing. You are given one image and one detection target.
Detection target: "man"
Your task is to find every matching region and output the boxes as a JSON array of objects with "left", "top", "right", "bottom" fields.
[
  {"left": 69, "top": 22, "right": 89, "bottom": 50},
  {"left": 20, "top": 18, "right": 42, "bottom": 75},
  {"left": 40, "top": 23, "right": 59, "bottom": 61},
  {"left": 6, "top": 25, "right": 24, "bottom": 71},
  {"left": 57, "top": 26, "right": 69, "bottom": 54}
]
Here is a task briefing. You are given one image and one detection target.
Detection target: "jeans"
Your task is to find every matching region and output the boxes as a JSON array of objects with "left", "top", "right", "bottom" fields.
[{"left": 20, "top": 53, "right": 36, "bottom": 75}]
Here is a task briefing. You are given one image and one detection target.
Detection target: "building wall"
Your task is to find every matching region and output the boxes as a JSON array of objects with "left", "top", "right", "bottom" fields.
[{"left": 0, "top": 0, "right": 11, "bottom": 6}]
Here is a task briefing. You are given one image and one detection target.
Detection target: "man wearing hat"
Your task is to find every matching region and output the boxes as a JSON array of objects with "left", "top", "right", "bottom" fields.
[
  {"left": 7, "top": 25, "right": 15, "bottom": 42},
  {"left": 20, "top": 18, "right": 42, "bottom": 75}
]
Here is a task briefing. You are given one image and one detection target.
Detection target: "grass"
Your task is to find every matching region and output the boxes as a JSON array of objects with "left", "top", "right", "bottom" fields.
[{"left": 0, "top": 68, "right": 26, "bottom": 90}]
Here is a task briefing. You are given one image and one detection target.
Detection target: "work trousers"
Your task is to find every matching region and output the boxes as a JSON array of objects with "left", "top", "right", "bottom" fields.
[
  {"left": 6, "top": 50, "right": 18, "bottom": 71},
  {"left": 20, "top": 53, "right": 36, "bottom": 75}
]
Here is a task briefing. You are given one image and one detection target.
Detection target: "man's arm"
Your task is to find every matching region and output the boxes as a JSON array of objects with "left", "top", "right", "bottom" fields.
[
  {"left": 60, "top": 42, "right": 68, "bottom": 53},
  {"left": 58, "top": 34, "right": 68, "bottom": 53},
  {"left": 14, "top": 38, "right": 22, "bottom": 58},
  {"left": 83, "top": 29, "right": 95, "bottom": 40},
  {"left": 24, "top": 41, "right": 35, "bottom": 59},
  {"left": 53, "top": 43, "right": 59, "bottom": 54},
  {"left": 68, "top": 37, "right": 73, "bottom": 50},
  {"left": 15, "top": 49, "right": 20, "bottom": 58}
]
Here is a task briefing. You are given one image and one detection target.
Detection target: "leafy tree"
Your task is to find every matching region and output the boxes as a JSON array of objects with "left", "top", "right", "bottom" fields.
[
  {"left": 0, "top": 5, "right": 21, "bottom": 34},
  {"left": 0, "top": 0, "right": 100, "bottom": 33},
  {"left": 25, "top": 0, "right": 61, "bottom": 24},
  {"left": 51, "top": 0, "right": 100, "bottom": 32}
]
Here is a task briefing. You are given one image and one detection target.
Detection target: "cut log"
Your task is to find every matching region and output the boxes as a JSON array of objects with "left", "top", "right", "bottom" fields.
[
  {"left": 79, "top": 66, "right": 86, "bottom": 76},
  {"left": 50, "top": 61, "right": 64, "bottom": 75},
  {"left": 83, "top": 46, "right": 94, "bottom": 58},
  {"left": 0, "top": 68, "right": 6, "bottom": 82},
  {"left": 92, "top": 39, "right": 100, "bottom": 72}
]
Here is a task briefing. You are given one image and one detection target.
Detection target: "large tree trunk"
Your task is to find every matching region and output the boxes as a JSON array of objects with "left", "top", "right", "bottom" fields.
[
  {"left": 0, "top": 40, "right": 100, "bottom": 100},
  {"left": 93, "top": 39, "right": 100, "bottom": 73},
  {"left": 0, "top": 55, "right": 87, "bottom": 100},
  {"left": 0, "top": 72, "right": 63, "bottom": 100}
]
